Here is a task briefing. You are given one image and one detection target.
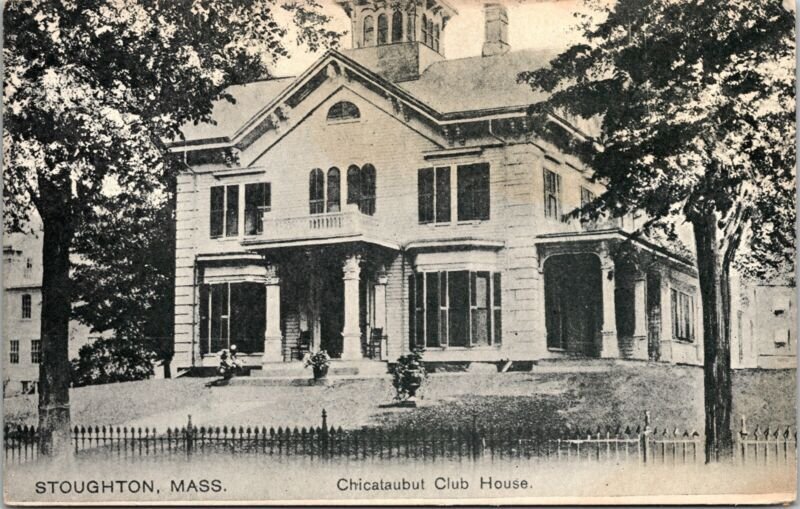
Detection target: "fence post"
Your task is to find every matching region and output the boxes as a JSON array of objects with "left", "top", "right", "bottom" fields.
[
  {"left": 321, "top": 409, "right": 329, "bottom": 457},
  {"left": 641, "top": 410, "right": 652, "bottom": 464},
  {"left": 186, "top": 415, "right": 193, "bottom": 458}
]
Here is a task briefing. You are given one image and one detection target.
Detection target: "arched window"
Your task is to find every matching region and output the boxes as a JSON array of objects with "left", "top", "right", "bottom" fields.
[
  {"left": 363, "top": 15, "right": 374, "bottom": 46},
  {"left": 391, "top": 11, "right": 403, "bottom": 42},
  {"left": 377, "top": 14, "right": 388, "bottom": 45},
  {"left": 433, "top": 24, "right": 440, "bottom": 52},
  {"left": 361, "top": 164, "right": 376, "bottom": 215},
  {"left": 347, "top": 165, "right": 361, "bottom": 206},
  {"left": 407, "top": 9, "right": 416, "bottom": 41},
  {"left": 327, "top": 101, "right": 360, "bottom": 122},
  {"left": 421, "top": 14, "right": 428, "bottom": 46},
  {"left": 427, "top": 18, "right": 434, "bottom": 47},
  {"left": 327, "top": 168, "right": 341, "bottom": 213},
  {"left": 309, "top": 169, "right": 324, "bottom": 214}
]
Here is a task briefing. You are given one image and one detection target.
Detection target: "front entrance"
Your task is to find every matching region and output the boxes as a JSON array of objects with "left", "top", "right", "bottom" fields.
[
  {"left": 544, "top": 253, "right": 602, "bottom": 356},
  {"left": 319, "top": 269, "right": 344, "bottom": 358}
]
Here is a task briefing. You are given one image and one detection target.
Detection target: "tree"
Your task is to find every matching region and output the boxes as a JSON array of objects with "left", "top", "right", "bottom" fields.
[
  {"left": 71, "top": 337, "right": 157, "bottom": 387},
  {"left": 71, "top": 183, "right": 176, "bottom": 378},
  {"left": 4, "top": 0, "right": 339, "bottom": 457},
  {"left": 519, "top": 0, "right": 795, "bottom": 461}
]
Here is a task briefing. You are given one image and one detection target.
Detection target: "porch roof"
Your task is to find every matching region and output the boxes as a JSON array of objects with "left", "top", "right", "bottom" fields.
[{"left": 536, "top": 229, "right": 696, "bottom": 272}]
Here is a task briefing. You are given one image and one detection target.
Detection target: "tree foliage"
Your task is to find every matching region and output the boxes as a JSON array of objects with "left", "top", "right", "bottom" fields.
[
  {"left": 3, "top": 0, "right": 340, "bottom": 455},
  {"left": 519, "top": 0, "right": 795, "bottom": 279},
  {"left": 519, "top": 0, "right": 795, "bottom": 460}
]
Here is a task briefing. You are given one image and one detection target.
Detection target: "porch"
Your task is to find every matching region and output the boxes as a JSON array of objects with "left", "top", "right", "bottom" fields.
[
  {"left": 536, "top": 229, "right": 702, "bottom": 364},
  {"left": 194, "top": 242, "right": 397, "bottom": 368}
]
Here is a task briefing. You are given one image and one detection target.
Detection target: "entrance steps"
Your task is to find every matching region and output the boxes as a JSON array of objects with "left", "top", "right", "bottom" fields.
[{"left": 230, "top": 360, "right": 390, "bottom": 386}]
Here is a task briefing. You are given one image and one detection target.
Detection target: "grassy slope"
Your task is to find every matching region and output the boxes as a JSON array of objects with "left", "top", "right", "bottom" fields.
[{"left": 3, "top": 364, "right": 795, "bottom": 433}]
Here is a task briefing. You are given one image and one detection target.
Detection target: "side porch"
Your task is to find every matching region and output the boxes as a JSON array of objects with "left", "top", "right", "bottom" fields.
[{"left": 535, "top": 230, "right": 703, "bottom": 365}]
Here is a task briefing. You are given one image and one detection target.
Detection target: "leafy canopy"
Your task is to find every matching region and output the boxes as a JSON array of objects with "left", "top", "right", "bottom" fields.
[
  {"left": 4, "top": 0, "right": 340, "bottom": 230},
  {"left": 519, "top": 0, "right": 796, "bottom": 280}
]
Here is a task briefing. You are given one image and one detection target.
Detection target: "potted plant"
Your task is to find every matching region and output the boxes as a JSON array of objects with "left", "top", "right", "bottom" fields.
[
  {"left": 389, "top": 349, "right": 428, "bottom": 407},
  {"left": 304, "top": 350, "right": 331, "bottom": 381}
]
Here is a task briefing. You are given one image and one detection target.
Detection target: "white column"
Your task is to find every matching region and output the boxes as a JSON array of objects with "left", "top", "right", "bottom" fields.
[
  {"left": 262, "top": 265, "right": 283, "bottom": 364},
  {"left": 600, "top": 254, "right": 620, "bottom": 358},
  {"left": 633, "top": 279, "right": 647, "bottom": 337},
  {"left": 375, "top": 267, "right": 388, "bottom": 360},
  {"left": 341, "top": 254, "right": 363, "bottom": 360}
]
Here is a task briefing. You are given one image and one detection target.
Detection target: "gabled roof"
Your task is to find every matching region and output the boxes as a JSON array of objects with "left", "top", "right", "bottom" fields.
[{"left": 172, "top": 47, "right": 564, "bottom": 148}]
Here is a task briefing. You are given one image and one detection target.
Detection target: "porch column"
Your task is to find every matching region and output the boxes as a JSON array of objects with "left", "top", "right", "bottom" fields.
[
  {"left": 599, "top": 254, "right": 620, "bottom": 358},
  {"left": 633, "top": 278, "right": 647, "bottom": 338},
  {"left": 262, "top": 265, "right": 283, "bottom": 364},
  {"left": 375, "top": 266, "right": 388, "bottom": 360},
  {"left": 341, "top": 254, "right": 363, "bottom": 360}
]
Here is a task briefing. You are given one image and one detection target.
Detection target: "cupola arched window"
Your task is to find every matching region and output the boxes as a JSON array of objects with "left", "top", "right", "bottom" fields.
[
  {"left": 426, "top": 18, "right": 434, "bottom": 47},
  {"left": 433, "top": 24, "right": 440, "bottom": 52},
  {"left": 377, "top": 14, "right": 388, "bottom": 45},
  {"left": 421, "top": 14, "right": 428, "bottom": 45},
  {"left": 327, "top": 167, "right": 341, "bottom": 212},
  {"left": 407, "top": 9, "right": 416, "bottom": 41},
  {"left": 391, "top": 11, "right": 403, "bottom": 42},
  {"left": 327, "top": 101, "right": 360, "bottom": 122},
  {"left": 363, "top": 15, "right": 374, "bottom": 47},
  {"left": 347, "top": 165, "right": 362, "bottom": 207},
  {"left": 309, "top": 168, "right": 324, "bottom": 214}
]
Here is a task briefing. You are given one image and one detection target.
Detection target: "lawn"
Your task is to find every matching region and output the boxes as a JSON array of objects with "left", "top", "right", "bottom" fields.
[{"left": 3, "top": 363, "right": 795, "bottom": 435}]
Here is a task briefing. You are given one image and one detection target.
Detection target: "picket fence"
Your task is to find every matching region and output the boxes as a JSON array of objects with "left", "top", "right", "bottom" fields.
[{"left": 4, "top": 410, "right": 796, "bottom": 467}]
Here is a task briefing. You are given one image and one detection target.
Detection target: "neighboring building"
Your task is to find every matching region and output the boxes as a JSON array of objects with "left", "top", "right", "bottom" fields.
[
  {"left": 731, "top": 279, "right": 796, "bottom": 370},
  {"left": 168, "top": 1, "right": 712, "bottom": 373},
  {"left": 2, "top": 233, "right": 98, "bottom": 395}
]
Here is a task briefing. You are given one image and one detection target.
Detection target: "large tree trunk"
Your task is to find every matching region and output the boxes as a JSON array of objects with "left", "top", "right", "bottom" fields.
[
  {"left": 37, "top": 178, "right": 73, "bottom": 458},
  {"left": 691, "top": 212, "right": 734, "bottom": 462}
]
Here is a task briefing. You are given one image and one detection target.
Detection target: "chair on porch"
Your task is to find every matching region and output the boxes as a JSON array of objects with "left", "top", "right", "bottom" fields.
[
  {"left": 290, "top": 330, "right": 312, "bottom": 361},
  {"left": 366, "top": 328, "right": 384, "bottom": 360}
]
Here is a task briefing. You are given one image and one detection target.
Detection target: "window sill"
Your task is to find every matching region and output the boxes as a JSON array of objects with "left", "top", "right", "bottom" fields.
[
  {"left": 423, "top": 345, "right": 502, "bottom": 350},
  {"left": 547, "top": 347, "right": 567, "bottom": 353},
  {"left": 456, "top": 220, "right": 488, "bottom": 226},
  {"left": 327, "top": 118, "right": 360, "bottom": 126},
  {"left": 671, "top": 338, "right": 696, "bottom": 344}
]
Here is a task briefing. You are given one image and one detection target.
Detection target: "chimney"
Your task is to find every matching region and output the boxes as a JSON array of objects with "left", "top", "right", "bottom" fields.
[{"left": 482, "top": 3, "right": 510, "bottom": 57}]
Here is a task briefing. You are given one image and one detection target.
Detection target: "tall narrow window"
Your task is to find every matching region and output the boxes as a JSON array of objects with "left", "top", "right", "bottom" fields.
[
  {"left": 418, "top": 168, "right": 434, "bottom": 223},
  {"left": 377, "top": 14, "right": 388, "bottom": 45},
  {"left": 544, "top": 169, "right": 561, "bottom": 219},
  {"left": 31, "top": 340, "right": 41, "bottom": 364},
  {"left": 309, "top": 169, "right": 324, "bottom": 214},
  {"left": 361, "top": 164, "right": 376, "bottom": 215},
  {"left": 21, "top": 294, "right": 31, "bottom": 319},
  {"left": 327, "top": 168, "right": 341, "bottom": 212},
  {"left": 435, "top": 167, "right": 451, "bottom": 223},
  {"left": 347, "top": 165, "right": 361, "bottom": 206},
  {"left": 448, "top": 271, "right": 470, "bottom": 347},
  {"left": 9, "top": 340, "right": 19, "bottom": 364},
  {"left": 421, "top": 14, "right": 428, "bottom": 45},
  {"left": 427, "top": 18, "right": 434, "bottom": 47},
  {"left": 391, "top": 11, "right": 403, "bottom": 42},
  {"left": 225, "top": 185, "right": 239, "bottom": 237},
  {"left": 425, "top": 272, "right": 440, "bottom": 347},
  {"left": 433, "top": 24, "right": 440, "bottom": 52},
  {"left": 24, "top": 257, "right": 32, "bottom": 277},
  {"left": 471, "top": 272, "right": 491, "bottom": 346},
  {"left": 439, "top": 272, "right": 449, "bottom": 347},
  {"left": 407, "top": 9, "right": 416, "bottom": 41},
  {"left": 414, "top": 272, "right": 425, "bottom": 349},
  {"left": 245, "top": 183, "right": 270, "bottom": 235},
  {"left": 671, "top": 288, "right": 696, "bottom": 342},
  {"left": 493, "top": 273, "right": 502, "bottom": 344},
  {"left": 210, "top": 186, "right": 225, "bottom": 237},
  {"left": 457, "top": 163, "right": 490, "bottom": 221},
  {"left": 363, "top": 15, "right": 374, "bottom": 46}
]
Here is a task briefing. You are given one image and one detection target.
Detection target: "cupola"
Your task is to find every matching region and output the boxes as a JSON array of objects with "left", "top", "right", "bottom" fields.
[{"left": 336, "top": 0, "right": 458, "bottom": 82}]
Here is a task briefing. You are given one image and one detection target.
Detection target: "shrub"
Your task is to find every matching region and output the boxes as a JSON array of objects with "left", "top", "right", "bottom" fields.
[{"left": 71, "top": 336, "right": 156, "bottom": 387}]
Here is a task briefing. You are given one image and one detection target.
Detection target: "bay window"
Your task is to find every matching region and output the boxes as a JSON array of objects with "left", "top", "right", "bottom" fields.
[
  {"left": 199, "top": 282, "right": 265, "bottom": 355},
  {"left": 409, "top": 270, "right": 502, "bottom": 348}
]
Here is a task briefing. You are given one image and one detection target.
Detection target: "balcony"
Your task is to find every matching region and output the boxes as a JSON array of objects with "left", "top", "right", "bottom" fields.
[{"left": 244, "top": 206, "right": 396, "bottom": 249}]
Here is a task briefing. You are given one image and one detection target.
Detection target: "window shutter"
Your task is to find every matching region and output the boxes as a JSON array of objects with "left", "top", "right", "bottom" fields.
[
  {"left": 418, "top": 168, "right": 434, "bottom": 223},
  {"left": 435, "top": 167, "right": 450, "bottom": 223},
  {"left": 210, "top": 186, "right": 224, "bottom": 237}
]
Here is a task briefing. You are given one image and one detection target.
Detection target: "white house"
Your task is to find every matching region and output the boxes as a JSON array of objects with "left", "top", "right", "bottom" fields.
[{"left": 168, "top": 1, "right": 708, "bottom": 374}]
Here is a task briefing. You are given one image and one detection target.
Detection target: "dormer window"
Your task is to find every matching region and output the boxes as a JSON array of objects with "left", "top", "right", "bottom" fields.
[{"left": 327, "top": 101, "right": 360, "bottom": 122}]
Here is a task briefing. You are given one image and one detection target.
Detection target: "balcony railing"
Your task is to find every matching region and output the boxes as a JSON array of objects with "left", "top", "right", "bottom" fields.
[{"left": 257, "top": 207, "right": 383, "bottom": 244}]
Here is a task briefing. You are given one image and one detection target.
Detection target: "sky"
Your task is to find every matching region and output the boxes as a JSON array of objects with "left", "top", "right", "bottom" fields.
[{"left": 272, "top": 0, "right": 587, "bottom": 77}]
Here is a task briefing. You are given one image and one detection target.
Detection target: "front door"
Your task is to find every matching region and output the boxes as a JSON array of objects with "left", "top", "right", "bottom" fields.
[{"left": 320, "top": 272, "right": 344, "bottom": 358}]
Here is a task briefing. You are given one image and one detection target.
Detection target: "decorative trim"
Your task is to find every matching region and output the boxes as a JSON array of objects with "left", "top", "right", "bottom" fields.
[
  {"left": 213, "top": 169, "right": 266, "bottom": 179},
  {"left": 422, "top": 146, "right": 483, "bottom": 160}
]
